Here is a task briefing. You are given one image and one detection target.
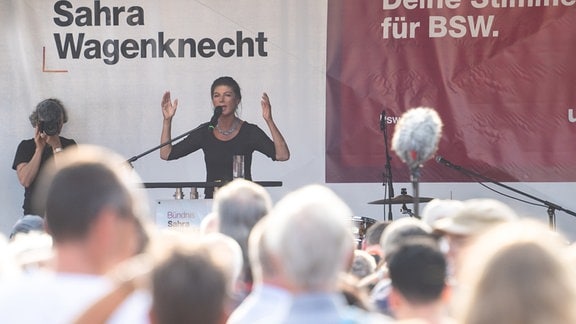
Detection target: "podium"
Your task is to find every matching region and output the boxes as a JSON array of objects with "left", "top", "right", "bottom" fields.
[
  {"left": 143, "top": 181, "right": 282, "bottom": 229},
  {"left": 143, "top": 181, "right": 283, "bottom": 190}
]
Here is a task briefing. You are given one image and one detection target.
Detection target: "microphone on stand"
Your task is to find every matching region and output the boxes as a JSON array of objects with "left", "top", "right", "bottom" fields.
[
  {"left": 392, "top": 107, "right": 443, "bottom": 172},
  {"left": 435, "top": 155, "right": 460, "bottom": 170},
  {"left": 391, "top": 107, "right": 443, "bottom": 218},
  {"left": 208, "top": 106, "right": 223, "bottom": 129}
]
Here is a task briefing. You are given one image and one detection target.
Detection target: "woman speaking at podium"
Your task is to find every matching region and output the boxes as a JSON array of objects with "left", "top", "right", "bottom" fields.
[{"left": 159, "top": 76, "right": 290, "bottom": 198}]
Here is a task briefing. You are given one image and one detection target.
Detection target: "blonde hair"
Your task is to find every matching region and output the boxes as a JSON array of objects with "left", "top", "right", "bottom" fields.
[{"left": 455, "top": 219, "right": 576, "bottom": 324}]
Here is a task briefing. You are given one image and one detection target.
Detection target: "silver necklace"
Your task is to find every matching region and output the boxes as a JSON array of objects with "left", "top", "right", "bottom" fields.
[{"left": 216, "top": 118, "right": 239, "bottom": 136}]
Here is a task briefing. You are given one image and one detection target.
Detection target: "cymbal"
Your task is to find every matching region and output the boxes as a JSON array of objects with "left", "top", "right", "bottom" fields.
[{"left": 368, "top": 194, "right": 434, "bottom": 205}]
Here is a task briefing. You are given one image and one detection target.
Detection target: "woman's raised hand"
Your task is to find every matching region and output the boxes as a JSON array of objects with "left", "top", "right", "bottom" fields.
[
  {"left": 161, "top": 91, "right": 178, "bottom": 121},
  {"left": 261, "top": 92, "right": 273, "bottom": 122}
]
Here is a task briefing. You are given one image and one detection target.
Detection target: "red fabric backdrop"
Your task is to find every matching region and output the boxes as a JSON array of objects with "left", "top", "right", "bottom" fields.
[{"left": 326, "top": 1, "right": 576, "bottom": 183}]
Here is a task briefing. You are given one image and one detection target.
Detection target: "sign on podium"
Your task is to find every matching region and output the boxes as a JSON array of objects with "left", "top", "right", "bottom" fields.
[{"left": 155, "top": 199, "right": 213, "bottom": 229}]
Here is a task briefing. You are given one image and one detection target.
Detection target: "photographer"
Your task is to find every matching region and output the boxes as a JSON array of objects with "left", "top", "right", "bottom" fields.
[{"left": 12, "top": 98, "right": 76, "bottom": 217}]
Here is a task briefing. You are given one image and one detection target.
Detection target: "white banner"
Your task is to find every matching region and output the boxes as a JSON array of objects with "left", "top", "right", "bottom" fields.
[{"left": 0, "top": 0, "right": 328, "bottom": 234}]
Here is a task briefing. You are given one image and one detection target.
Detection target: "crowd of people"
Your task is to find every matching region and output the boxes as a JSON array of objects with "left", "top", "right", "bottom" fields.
[
  {"left": 2, "top": 142, "right": 576, "bottom": 323},
  {"left": 5, "top": 78, "right": 576, "bottom": 323}
]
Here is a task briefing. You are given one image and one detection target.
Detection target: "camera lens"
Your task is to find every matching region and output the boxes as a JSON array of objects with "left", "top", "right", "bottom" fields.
[{"left": 40, "top": 120, "right": 59, "bottom": 136}]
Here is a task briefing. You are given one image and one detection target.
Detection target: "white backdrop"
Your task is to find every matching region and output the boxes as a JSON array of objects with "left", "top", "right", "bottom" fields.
[{"left": 1, "top": 0, "right": 575, "bottom": 239}]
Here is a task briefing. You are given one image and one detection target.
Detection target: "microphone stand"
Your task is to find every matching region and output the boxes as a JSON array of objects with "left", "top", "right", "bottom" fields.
[
  {"left": 410, "top": 167, "right": 422, "bottom": 219},
  {"left": 126, "top": 123, "right": 205, "bottom": 165},
  {"left": 436, "top": 157, "right": 576, "bottom": 230},
  {"left": 381, "top": 111, "right": 395, "bottom": 221}
]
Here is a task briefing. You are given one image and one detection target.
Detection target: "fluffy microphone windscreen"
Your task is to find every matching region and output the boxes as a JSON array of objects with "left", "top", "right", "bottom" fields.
[{"left": 392, "top": 107, "right": 443, "bottom": 171}]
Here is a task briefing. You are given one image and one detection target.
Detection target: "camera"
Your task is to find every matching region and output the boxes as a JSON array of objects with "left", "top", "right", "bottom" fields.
[{"left": 39, "top": 120, "right": 60, "bottom": 136}]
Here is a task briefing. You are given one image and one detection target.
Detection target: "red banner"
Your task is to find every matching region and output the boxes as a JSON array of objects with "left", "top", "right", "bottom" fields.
[{"left": 326, "top": 1, "right": 576, "bottom": 183}]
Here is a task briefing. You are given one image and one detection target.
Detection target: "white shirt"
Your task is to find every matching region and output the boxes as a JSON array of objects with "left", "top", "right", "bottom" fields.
[{"left": 0, "top": 270, "right": 150, "bottom": 324}]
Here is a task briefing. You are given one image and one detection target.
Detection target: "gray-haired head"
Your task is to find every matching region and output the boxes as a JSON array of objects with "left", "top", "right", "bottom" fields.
[
  {"left": 213, "top": 179, "right": 271, "bottom": 250},
  {"left": 265, "top": 184, "right": 355, "bottom": 291},
  {"left": 213, "top": 179, "right": 272, "bottom": 283},
  {"left": 29, "top": 99, "right": 69, "bottom": 132}
]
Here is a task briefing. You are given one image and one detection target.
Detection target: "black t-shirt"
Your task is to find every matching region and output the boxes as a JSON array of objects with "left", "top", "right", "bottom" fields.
[
  {"left": 12, "top": 137, "right": 77, "bottom": 215},
  {"left": 168, "top": 122, "right": 275, "bottom": 198}
]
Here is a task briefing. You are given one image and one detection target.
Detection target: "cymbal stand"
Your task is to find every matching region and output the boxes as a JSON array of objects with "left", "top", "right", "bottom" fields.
[
  {"left": 400, "top": 203, "right": 414, "bottom": 217},
  {"left": 381, "top": 110, "right": 395, "bottom": 221}
]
